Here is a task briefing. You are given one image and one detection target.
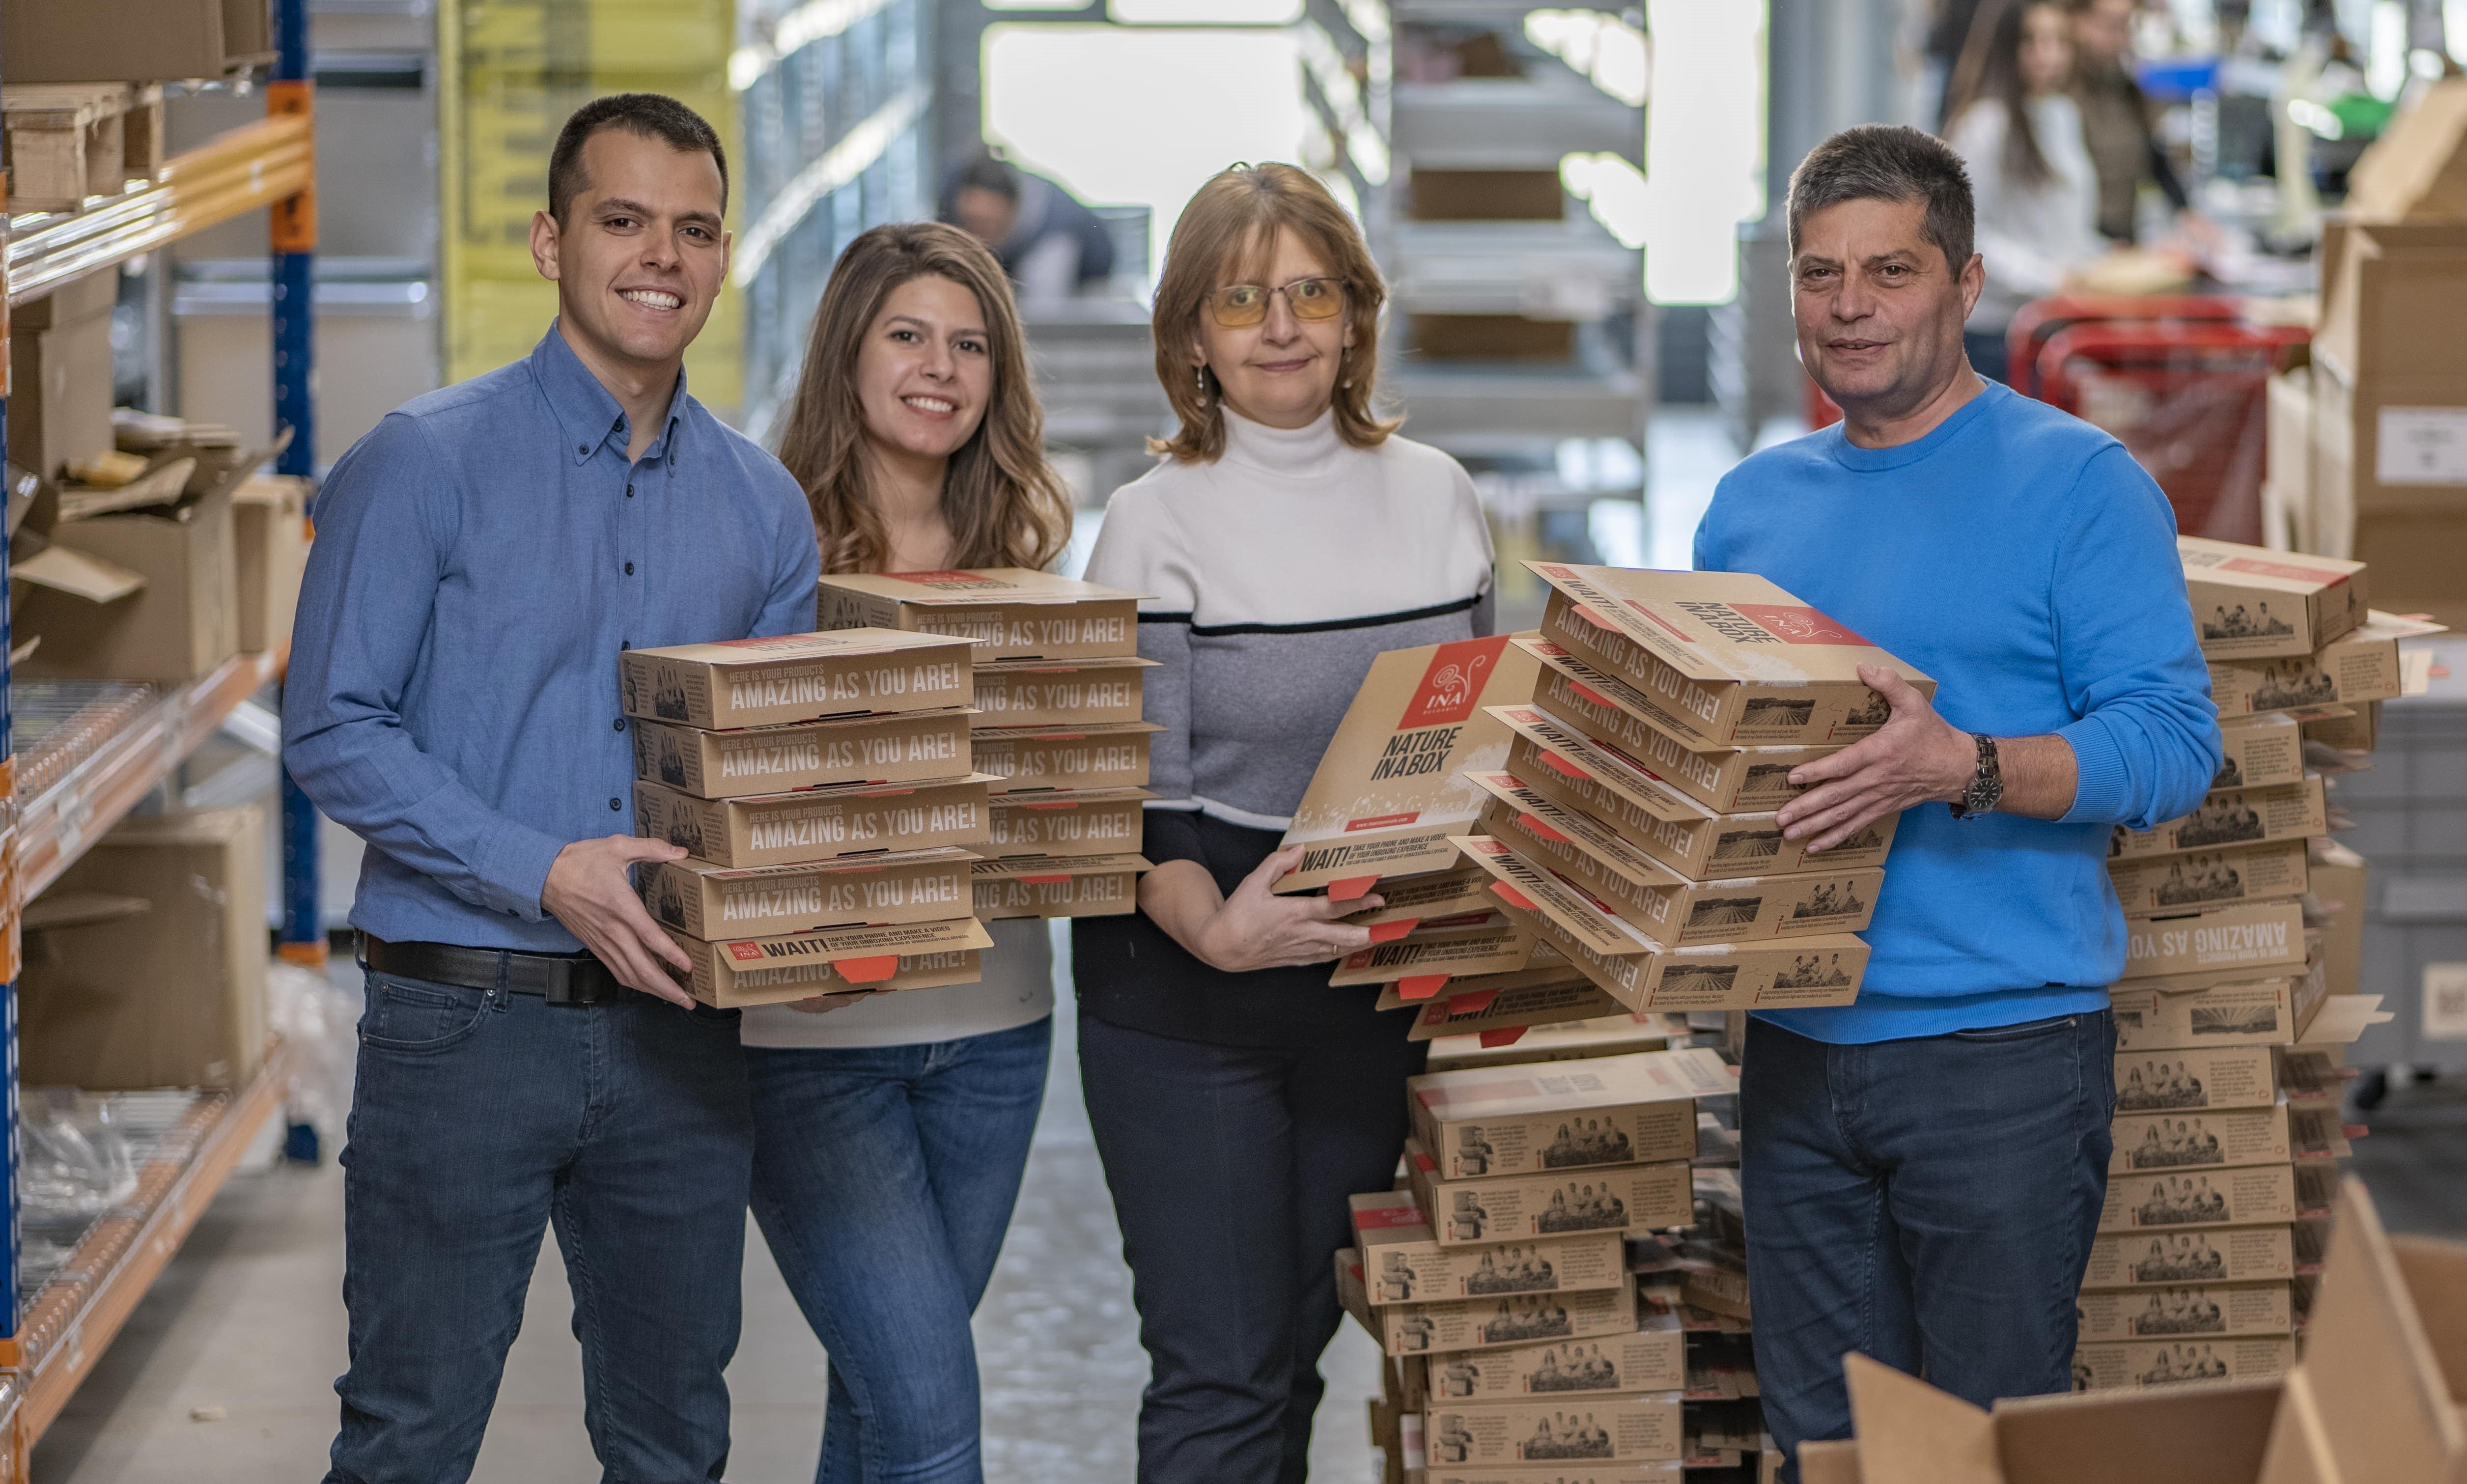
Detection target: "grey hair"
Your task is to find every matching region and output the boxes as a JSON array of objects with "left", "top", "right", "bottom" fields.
[{"left": 1785, "top": 124, "right": 1975, "bottom": 274}]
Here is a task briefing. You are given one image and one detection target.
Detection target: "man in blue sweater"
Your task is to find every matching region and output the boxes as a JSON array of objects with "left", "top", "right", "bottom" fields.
[{"left": 1692, "top": 125, "right": 2220, "bottom": 1468}]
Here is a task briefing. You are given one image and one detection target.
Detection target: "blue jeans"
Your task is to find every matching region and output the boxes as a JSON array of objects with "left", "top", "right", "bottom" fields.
[
  {"left": 327, "top": 970, "right": 754, "bottom": 1484},
  {"left": 1741, "top": 1011, "right": 2115, "bottom": 1477},
  {"left": 745, "top": 1016, "right": 1053, "bottom": 1484}
]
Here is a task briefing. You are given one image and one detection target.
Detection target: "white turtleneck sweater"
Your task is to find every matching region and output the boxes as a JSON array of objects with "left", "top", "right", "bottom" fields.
[{"left": 1948, "top": 93, "right": 2106, "bottom": 334}]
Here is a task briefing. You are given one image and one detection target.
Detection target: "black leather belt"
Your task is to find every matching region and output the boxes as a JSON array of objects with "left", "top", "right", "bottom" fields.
[{"left": 362, "top": 935, "right": 624, "bottom": 1006}]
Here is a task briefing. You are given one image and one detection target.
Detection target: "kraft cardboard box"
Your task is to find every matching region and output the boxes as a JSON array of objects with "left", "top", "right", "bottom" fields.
[
  {"left": 2214, "top": 712, "right": 2308, "bottom": 790},
  {"left": 2110, "top": 1104, "right": 2313, "bottom": 1174},
  {"left": 1420, "top": 1319, "right": 1687, "bottom": 1400},
  {"left": 6, "top": 271, "right": 116, "bottom": 482},
  {"left": 1424, "top": 1012, "right": 1690, "bottom": 1073},
  {"left": 2349, "top": 508, "right": 2467, "bottom": 628},
  {"left": 1352, "top": 1191, "right": 1629, "bottom": 1306},
  {"left": 2111, "top": 840, "right": 2310, "bottom": 916},
  {"left": 2110, "top": 777, "right": 2328, "bottom": 861},
  {"left": 230, "top": 474, "right": 308, "bottom": 656},
  {"left": 2207, "top": 615, "right": 2421, "bottom": 716},
  {"left": 2263, "top": 369, "right": 2315, "bottom": 551},
  {"left": 1399, "top": 975, "right": 1631, "bottom": 1042},
  {"left": 2123, "top": 900, "right": 2308, "bottom": 981},
  {"left": 641, "top": 848, "right": 975, "bottom": 937},
  {"left": 982, "top": 786, "right": 1149, "bottom": 858},
  {"left": 2082, "top": 1225, "right": 2299, "bottom": 1289},
  {"left": 1278, "top": 636, "right": 1543, "bottom": 898},
  {"left": 970, "top": 853, "right": 1150, "bottom": 919},
  {"left": 2, "top": 0, "right": 271, "bottom": 83},
  {"left": 1471, "top": 774, "right": 1881, "bottom": 945},
  {"left": 2304, "top": 838, "right": 2369, "bottom": 997},
  {"left": 1425, "top": 1393, "right": 1684, "bottom": 1467},
  {"left": 2100, "top": 1164, "right": 2299, "bottom": 1233},
  {"left": 633, "top": 775, "right": 992, "bottom": 868},
  {"left": 2109, "top": 960, "right": 2379, "bottom": 1053},
  {"left": 967, "top": 655, "right": 1152, "bottom": 727},
  {"left": 2181, "top": 538, "right": 2370, "bottom": 660},
  {"left": 19, "top": 484, "right": 240, "bottom": 683},
  {"left": 1346, "top": 866, "right": 1497, "bottom": 933},
  {"left": 970, "top": 721, "right": 1156, "bottom": 793},
  {"left": 1430, "top": 1466, "right": 1682, "bottom": 1484},
  {"left": 1406, "top": 1046, "right": 1729, "bottom": 1180},
  {"left": 1406, "top": 1141, "right": 1693, "bottom": 1243},
  {"left": 2115, "top": 1044, "right": 2284, "bottom": 1114},
  {"left": 1517, "top": 638, "right": 1838, "bottom": 812},
  {"left": 2075, "top": 1282, "right": 2300, "bottom": 1344},
  {"left": 1332, "top": 925, "right": 1544, "bottom": 992},
  {"left": 1526, "top": 563, "right": 1934, "bottom": 748},
  {"left": 19, "top": 805, "right": 266, "bottom": 1090},
  {"left": 1374, "top": 1278, "right": 1642, "bottom": 1359},
  {"left": 631, "top": 709, "right": 974, "bottom": 798},
  {"left": 815, "top": 569, "right": 1139, "bottom": 660},
  {"left": 661, "top": 917, "right": 992, "bottom": 1008},
  {"left": 620, "top": 630, "right": 974, "bottom": 730},
  {"left": 2073, "top": 1337, "right": 2297, "bottom": 1392},
  {"left": 2299, "top": 700, "right": 2378, "bottom": 755}
]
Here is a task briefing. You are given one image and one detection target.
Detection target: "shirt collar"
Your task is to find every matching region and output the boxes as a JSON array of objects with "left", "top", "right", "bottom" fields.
[{"left": 534, "top": 320, "right": 690, "bottom": 466}]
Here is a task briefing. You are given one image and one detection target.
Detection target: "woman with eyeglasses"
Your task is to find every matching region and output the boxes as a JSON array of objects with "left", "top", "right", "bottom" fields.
[{"left": 1075, "top": 162, "right": 1496, "bottom": 1483}]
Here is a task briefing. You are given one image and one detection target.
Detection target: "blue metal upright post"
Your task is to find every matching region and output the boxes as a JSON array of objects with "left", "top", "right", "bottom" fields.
[
  {"left": 1, "top": 43, "right": 24, "bottom": 1334},
  {"left": 272, "top": 0, "right": 325, "bottom": 970}
]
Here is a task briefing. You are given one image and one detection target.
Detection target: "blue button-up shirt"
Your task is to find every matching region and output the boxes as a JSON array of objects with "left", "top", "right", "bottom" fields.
[{"left": 284, "top": 325, "right": 820, "bottom": 952}]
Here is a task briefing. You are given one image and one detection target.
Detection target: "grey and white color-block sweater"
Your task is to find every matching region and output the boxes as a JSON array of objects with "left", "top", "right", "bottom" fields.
[{"left": 1072, "top": 407, "right": 1495, "bottom": 1044}]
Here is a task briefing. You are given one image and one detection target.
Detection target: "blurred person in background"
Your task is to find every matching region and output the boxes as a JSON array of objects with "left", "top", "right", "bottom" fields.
[
  {"left": 2068, "top": 0, "right": 2195, "bottom": 243},
  {"left": 942, "top": 150, "right": 1119, "bottom": 307},
  {"left": 1942, "top": 0, "right": 2106, "bottom": 378},
  {"left": 1075, "top": 162, "right": 1495, "bottom": 1483},
  {"left": 758, "top": 221, "right": 1075, "bottom": 1484}
]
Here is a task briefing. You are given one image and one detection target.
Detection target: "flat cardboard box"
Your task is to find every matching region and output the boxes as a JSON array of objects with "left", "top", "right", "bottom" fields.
[
  {"left": 2100, "top": 1164, "right": 2299, "bottom": 1233},
  {"left": 19, "top": 805, "right": 265, "bottom": 1089},
  {"left": 2115, "top": 1044, "right": 2284, "bottom": 1114},
  {"left": 970, "top": 852, "right": 1149, "bottom": 919},
  {"left": 815, "top": 569, "right": 1139, "bottom": 660},
  {"left": 2207, "top": 615, "right": 2412, "bottom": 716},
  {"left": 2083, "top": 1225, "right": 2299, "bottom": 1289},
  {"left": 1518, "top": 638, "right": 1838, "bottom": 812},
  {"left": 966, "top": 655, "right": 1152, "bottom": 727},
  {"left": 2110, "top": 777, "right": 2328, "bottom": 861},
  {"left": 2123, "top": 900, "right": 2308, "bottom": 981},
  {"left": 2111, "top": 960, "right": 2338, "bottom": 1052},
  {"left": 1406, "top": 1046, "right": 1730, "bottom": 1180},
  {"left": 1424, "top": 1392, "right": 1683, "bottom": 1466},
  {"left": 1471, "top": 775, "right": 1881, "bottom": 944},
  {"left": 19, "top": 485, "right": 239, "bottom": 682},
  {"left": 1346, "top": 866, "right": 1496, "bottom": 932},
  {"left": 1456, "top": 835, "right": 1869, "bottom": 1013},
  {"left": 1429, "top": 1467, "right": 1682, "bottom": 1484},
  {"left": 1400, "top": 975, "right": 1632, "bottom": 1042},
  {"left": 1277, "top": 636, "right": 1542, "bottom": 897},
  {"left": 1352, "top": 1191, "right": 1629, "bottom": 1306},
  {"left": 1, "top": 0, "right": 271, "bottom": 83},
  {"left": 970, "top": 721, "right": 1156, "bottom": 793},
  {"left": 631, "top": 710, "right": 974, "bottom": 798},
  {"left": 1406, "top": 1142, "right": 1694, "bottom": 1243},
  {"left": 1332, "top": 925, "right": 1543, "bottom": 991},
  {"left": 619, "top": 629, "right": 974, "bottom": 730},
  {"left": 1373, "top": 1277, "right": 1642, "bottom": 1359},
  {"left": 1425, "top": 1012, "right": 1690, "bottom": 1073},
  {"left": 2215, "top": 712, "right": 2309, "bottom": 790},
  {"left": 633, "top": 775, "right": 992, "bottom": 868},
  {"left": 1527, "top": 563, "right": 1934, "bottom": 748},
  {"left": 983, "top": 787, "right": 1149, "bottom": 858},
  {"left": 1421, "top": 1320, "right": 1687, "bottom": 1400},
  {"left": 230, "top": 474, "right": 308, "bottom": 656},
  {"left": 2111, "top": 840, "right": 2310, "bottom": 916},
  {"left": 661, "top": 917, "right": 992, "bottom": 1007},
  {"left": 640, "top": 848, "right": 975, "bottom": 937},
  {"left": 2075, "top": 1282, "right": 2300, "bottom": 1344},
  {"left": 2074, "top": 1337, "right": 2297, "bottom": 1392},
  {"left": 2181, "top": 538, "right": 2369, "bottom": 660},
  {"left": 2111, "top": 1103, "right": 2307, "bottom": 1175}
]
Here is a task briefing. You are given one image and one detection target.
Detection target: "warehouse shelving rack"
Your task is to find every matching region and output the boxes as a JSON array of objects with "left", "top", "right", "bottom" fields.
[{"left": 0, "top": 0, "right": 321, "bottom": 1470}]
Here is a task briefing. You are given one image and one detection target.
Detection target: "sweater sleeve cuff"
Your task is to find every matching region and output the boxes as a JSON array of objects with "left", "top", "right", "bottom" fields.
[
  {"left": 2053, "top": 719, "right": 2124, "bottom": 825},
  {"left": 1141, "top": 805, "right": 1207, "bottom": 870}
]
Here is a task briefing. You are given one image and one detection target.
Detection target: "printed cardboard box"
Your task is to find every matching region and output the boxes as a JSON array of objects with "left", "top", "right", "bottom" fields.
[
  {"left": 1346, "top": 866, "right": 1496, "bottom": 933},
  {"left": 640, "top": 848, "right": 975, "bottom": 937},
  {"left": 1351, "top": 1191, "right": 1629, "bottom": 1306},
  {"left": 1333, "top": 924, "right": 1543, "bottom": 991},
  {"left": 2111, "top": 777, "right": 2328, "bottom": 861},
  {"left": 1425, "top": 1393, "right": 1684, "bottom": 1467},
  {"left": 1517, "top": 637, "right": 1838, "bottom": 812},
  {"left": 2100, "top": 1164, "right": 2299, "bottom": 1233},
  {"left": 2074, "top": 1337, "right": 2298, "bottom": 1392},
  {"left": 1526, "top": 563, "right": 1934, "bottom": 747},
  {"left": 1471, "top": 774, "right": 1880, "bottom": 945},
  {"left": 630, "top": 709, "right": 973, "bottom": 799},
  {"left": 1400, "top": 976, "right": 1632, "bottom": 1042},
  {"left": 1420, "top": 1317, "right": 1687, "bottom": 1400},
  {"left": 2180, "top": 538, "right": 2370, "bottom": 660},
  {"left": 2111, "top": 960, "right": 2345, "bottom": 1052},
  {"left": 2213, "top": 712, "right": 2308, "bottom": 790},
  {"left": 633, "top": 775, "right": 992, "bottom": 868},
  {"left": 1339, "top": 1248, "right": 1645, "bottom": 1357},
  {"left": 815, "top": 568, "right": 1140, "bottom": 659},
  {"left": 2075, "top": 1282, "right": 2300, "bottom": 1344},
  {"left": 2111, "top": 1104, "right": 2303, "bottom": 1174},
  {"left": 970, "top": 853, "right": 1150, "bottom": 919},
  {"left": 971, "top": 721, "right": 1157, "bottom": 793},
  {"left": 620, "top": 630, "right": 973, "bottom": 730},
  {"left": 661, "top": 918, "right": 992, "bottom": 1007},
  {"left": 966, "top": 655, "right": 1152, "bottom": 727},
  {"left": 1425, "top": 1012, "right": 1691, "bottom": 1073},
  {"left": 1407, "top": 1047, "right": 1729, "bottom": 1180},
  {"left": 2111, "top": 840, "right": 2310, "bottom": 916},
  {"left": 2114, "top": 1045, "right": 2283, "bottom": 1115},
  {"left": 1277, "top": 636, "right": 1543, "bottom": 897},
  {"left": 982, "top": 787, "right": 1150, "bottom": 858},
  {"left": 2123, "top": 901, "right": 2309, "bottom": 981},
  {"left": 2082, "top": 1225, "right": 2299, "bottom": 1289},
  {"left": 2300, "top": 701, "right": 2378, "bottom": 755},
  {"left": 1430, "top": 1467, "right": 1682, "bottom": 1484},
  {"left": 1406, "top": 1140, "right": 1694, "bottom": 1243},
  {"left": 2206, "top": 614, "right": 2433, "bottom": 716}
]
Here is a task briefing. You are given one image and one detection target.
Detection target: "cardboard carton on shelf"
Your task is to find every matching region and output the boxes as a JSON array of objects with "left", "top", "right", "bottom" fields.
[
  {"left": 2214, "top": 711, "right": 2310, "bottom": 790},
  {"left": 2098, "top": 1163, "right": 2299, "bottom": 1233},
  {"left": 1419, "top": 1316, "right": 1687, "bottom": 1400},
  {"left": 1527, "top": 563, "right": 1935, "bottom": 749},
  {"left": 618, "top": 630, "right": 974, "bottom": 731},
  {"left": 631, "top": 710, "right": 974, "bottom": 799},
  {"left": 231, "top": 474, "right": 308, "bottom": 656},
  {"left": 16, "top": 478, "right": 240, "bottom": 683},
  {"left": 638, "top": 849, "right": 975, "bottom": 939},
  {"left": 1423, "top": 1012, "right": 1691, "bottom": 1073},
  {"left": 0, "top": 0, "right": 273, "bottom": 84},
  {"left": 2072, "top": 1336, "right": 2297, "bottom": 1392},
  {"left": 970, "top": 852, "right": 1150, "bottom": 919},
  {"left": 2110, "top": 840, "right": 2310, "bottom": 916},
  {"left": 1407, "top": 1047, "right": 1728, "bottom": 1181},
  {"left": 815, "top": 569, "right": 1139, "bottom": 660},
  {"left": 1351, "top": 1190, "right": 1630, "bottom": 1306},
  {"left": 661, "top": 917, "right": 992, "bottom": 1008},
  {"left": 2110, "top": 776, "right": 2329, "bottom": 860},
  {"left": 970, "top": 721, "right": 1157, "bottom": 793},
  {"left": 1404, "top": 1140, "right": 1694, "bottom": 1243},
  {"left": 966, "top": 655, "right": 1152, "bottom": 727},
  {"left": 982, "top": 786, "right": 1151, "bottom": 858},
  {"left": 5, "top": 272, "right": 116, "bottom": 484},
  {"left": 2123, "top": 900, "right": 2308, "bottom": 981},
  {"left": 1331, "top": 924, "right": 1544, "bottom": 993},
  {"left": 2074, "top": 1281, "right": 2300, "bottom": 1344},
  {"left": 1396, "top": 974, "right": 1631, "bottom": 1043},
  {"left": 2113, "top": 1044, "right": 2285, "bottom": 1114},
  {"left": 2180, "top": 538, "right": 2370, "bottom": 660},
  {"left": 2082, "top": 1224, "right": 2300, "bottom": 1290},
  {"left": 632, "top": 775, "right": 993, "bottom": 868},
  {"left": 1424, "top": 1391, "right": 1684, "bottom": 1467},
  {"left": 1337, "top": 1246, "right": 1644, "bottom": 1357}
]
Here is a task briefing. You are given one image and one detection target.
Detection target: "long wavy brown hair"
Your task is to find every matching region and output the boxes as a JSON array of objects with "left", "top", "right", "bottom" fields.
[
  {"left": 775, "top": 222, "right": 1072, "bottom": 573},
  {"left": 1151, "top": 163, "right": 1399, "bottom": 464}
]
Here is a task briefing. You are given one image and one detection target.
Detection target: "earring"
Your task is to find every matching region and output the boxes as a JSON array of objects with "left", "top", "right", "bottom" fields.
[{"left": 1195, "top": 365, "right": 1209, "bottom": 397}]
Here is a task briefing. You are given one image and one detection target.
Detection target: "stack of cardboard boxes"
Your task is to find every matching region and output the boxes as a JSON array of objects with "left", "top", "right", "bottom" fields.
[
  {"left": 815, "top": 569, "right": 1155, "bottom": 920},
  {"left": 621, "top": 630, "right": 995, "bottom": 1008}
]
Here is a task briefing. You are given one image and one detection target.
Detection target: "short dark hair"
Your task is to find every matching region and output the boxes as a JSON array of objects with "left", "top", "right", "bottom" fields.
[
  {"left": 952, "top": 150, "right": 1021, "bottom": 203},
  {"left": 548, "top": 93, "right": 728, "bottom": 225},
  {"left": 1785, "top": 124, "right": 1975, "bottom": 274}
]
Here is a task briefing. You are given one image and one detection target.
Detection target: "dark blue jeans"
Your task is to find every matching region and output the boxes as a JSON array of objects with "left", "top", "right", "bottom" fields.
[
  {"left": 327, "top": 970, "right": 754, "bottom": 1484},
  {"left": 745, "top": 1017, "right": 1052, "bottom": 1484},
  {"left": 1741, "top": 1011, "right": 2116, "bottom": 1475}
]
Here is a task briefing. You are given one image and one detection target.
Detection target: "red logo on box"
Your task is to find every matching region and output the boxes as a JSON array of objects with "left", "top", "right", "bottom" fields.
[
  {"left": 2217, "top": 556, "right": 2348, "bottom": 586},
  {"left": 1347, "top": 812, "right": 1421, "bottom": 832},
  {"left": 1398, "top": 635, "right": 1512, "bottom": 728},
  {"left": 728, "top": 941, "right": 766, "bottom": 961},
  {"left": 1728, "top": 603, "right": 1874, "bottom": 647}
]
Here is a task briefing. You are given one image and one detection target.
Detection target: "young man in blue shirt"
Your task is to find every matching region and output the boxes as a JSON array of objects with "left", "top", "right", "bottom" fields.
[
  {"left": 1691, "top": 125, "right": 2220, "bottom": 1470},
  {"left": 284, "top": 95, "right": 818, "bottom": 1481}
]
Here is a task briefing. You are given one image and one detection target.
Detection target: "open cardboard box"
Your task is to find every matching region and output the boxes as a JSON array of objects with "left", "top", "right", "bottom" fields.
[
  {"left": 15, "top": 480, "right": 239, "bottom": 682},
  {"left": 815, "top": 568, "right": 1139, "bottom": 660}
]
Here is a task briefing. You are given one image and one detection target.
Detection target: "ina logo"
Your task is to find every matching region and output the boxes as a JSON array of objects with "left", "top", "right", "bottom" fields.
[
  {"left": 1728, "top": 603, "right": 1874, "bottom": 647},
  {"left": 1400, "top": 635, "right": 1513, "bottom": 728}
]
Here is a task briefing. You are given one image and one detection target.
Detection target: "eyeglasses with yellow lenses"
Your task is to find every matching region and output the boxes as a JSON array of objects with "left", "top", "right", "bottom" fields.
[{"left": 1207, "top": 277, "right": 1346, "bottom": 327}]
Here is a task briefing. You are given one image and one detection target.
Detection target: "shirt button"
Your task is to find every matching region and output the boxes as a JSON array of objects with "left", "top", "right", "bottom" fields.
[
  {"left": 610, "top": 797, "right": 623, "bottom": 811},
  {"left": 577, "top": 444, "right": 588, "bottom": 456},
  {"left": 624, "top": 561, "right": 635, "bottom": 575},
  {"left": 613, "top": 717, "right": 628, "bottom": 732},
  {"left": 621, "top": 640, "right": 631, "bottom": 650},
  {"left": 626, "top": 484, "right": 635, "bottom": 498}
]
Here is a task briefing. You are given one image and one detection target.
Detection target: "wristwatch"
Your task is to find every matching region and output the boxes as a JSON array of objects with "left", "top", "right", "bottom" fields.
[{"left": 1949, "top": 733, "right": 2003, "bottom": 819}]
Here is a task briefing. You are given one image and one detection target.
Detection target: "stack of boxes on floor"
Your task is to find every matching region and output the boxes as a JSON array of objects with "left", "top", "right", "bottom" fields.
[{"left": 2072, "top": 537, "right": 2426, "bottom": 1391}]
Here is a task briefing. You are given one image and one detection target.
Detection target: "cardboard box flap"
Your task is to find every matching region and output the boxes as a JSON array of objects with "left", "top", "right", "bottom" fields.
[
  {"left": 1525, "top": 563, "right": 1935, "bottom": 691},
  {"left": 13, "top": 542, "right": 145, "bottom": 604},
  {"left": 1843, "top": 1353, "right": 2000, "bottom": 1482},
  {"left": 2344, "top": 77, "right": 2467, "bottom": 222},
  {"left": 819, "top": 568, "right": 1148, "bottom": 606},
  {"left": 1453, "top": 833, "right": 1666, "bottom": 956},
  {"left": 2391, "top": 1237, "right": 2467, "bottom": 1405},
  {"left": 1463, "top": 769, "right": 1688, "bottom": 892},
  {"left": 970, "top": 852, "right": 1151, "bottom": 880},
  {"left": 1491, "top": 706, "right": 1713, "bottom": 824},
  {"left": 2293, "top": 994, "right": 2393, "bottom": 1048}
]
